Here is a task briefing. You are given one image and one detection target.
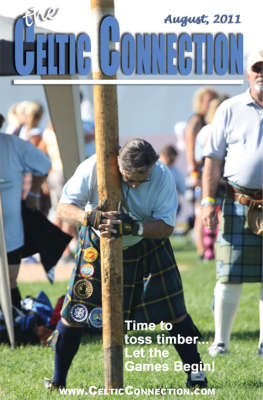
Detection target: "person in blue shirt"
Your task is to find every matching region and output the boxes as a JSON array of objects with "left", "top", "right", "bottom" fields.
[
  {"left": 44, "top": 139, "right": 207, "bottom": 390},
  {"left": 0, "top": 133, "right": 51, "bottom": 309},
  {"left": 159, "top": 144, "right": 186, "bottom": 219}
]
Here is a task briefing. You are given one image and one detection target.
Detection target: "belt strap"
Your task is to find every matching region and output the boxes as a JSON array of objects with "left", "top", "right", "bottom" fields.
[{"left": 226, "top": 184, "right": 263, "bottom": 207}]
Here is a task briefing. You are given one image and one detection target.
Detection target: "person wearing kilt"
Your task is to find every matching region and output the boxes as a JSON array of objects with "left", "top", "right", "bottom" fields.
[
  {"left": 201, "top": 50, "right": 263, "bottom": 356},
  {"left": 44, "top": 139, "right": 207, "bottom": 389}
]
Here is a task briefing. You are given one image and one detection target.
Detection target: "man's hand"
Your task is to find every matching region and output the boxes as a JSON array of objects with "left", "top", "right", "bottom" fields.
[
  {"left": 98, "top": 211, "right": 121, "bottom": 240},
  {"left": 119, "top": 212, "right": 139, "bottom": 236},
  {"left": 201, "top": 204, "right": 218, "bottom": 232},
  {"left": 98, "top": 211, "right": 139, "bottom": 241}
]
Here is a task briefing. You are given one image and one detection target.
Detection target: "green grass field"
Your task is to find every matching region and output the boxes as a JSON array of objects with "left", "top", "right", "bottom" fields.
[{"left": 0, "top": 236, "right": 262, "bottom": 400}]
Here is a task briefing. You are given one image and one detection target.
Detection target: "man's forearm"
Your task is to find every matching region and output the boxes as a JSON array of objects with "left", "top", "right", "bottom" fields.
[
  {"left": 141, "top": 219, "right": 174, "bottom": 239},
  {"left": 57, "top": 203, "right": 174, "bottom": 238},
  {"left": 202, "top": 157, "right": 223, "bottom": 198},
  {"left": 57, "top": 203, "right": 85, "bottom": 227}
]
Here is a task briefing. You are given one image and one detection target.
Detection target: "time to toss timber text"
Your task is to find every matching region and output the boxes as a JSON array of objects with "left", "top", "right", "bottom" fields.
[
  {"left": 164, "top": 14, "right": 241, "bottom": 26},
  {"left": 124, "top": 320, "right": 214, "bottom": 373}
]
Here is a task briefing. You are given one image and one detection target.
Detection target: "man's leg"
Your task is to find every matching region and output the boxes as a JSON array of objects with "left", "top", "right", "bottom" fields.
[
  {"left": 7, "top": 248, "right": 24, "bottom": 309},
  {"left": 209, "top": 282, "right": 242, "bottom": 356},
  {"left": 46, "top": 318, "right": 83, "bottom": 389},
  {"left": 170, "top": 313, "right": 207, "bottom": 388},
  {"left": 9, "top": 264, "right": 22, "bottom": 309}
]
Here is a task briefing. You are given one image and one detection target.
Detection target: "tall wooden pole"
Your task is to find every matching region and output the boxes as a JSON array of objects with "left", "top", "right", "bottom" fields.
[{"left": 90, "top": 0, "right": 123, "bottom": 390}]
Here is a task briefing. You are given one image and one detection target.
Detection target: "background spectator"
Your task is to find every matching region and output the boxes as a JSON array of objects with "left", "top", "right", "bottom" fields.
[
  {"left": 39, "top": 123, "right": 77, "bottom": 263},
  {"left": 159, "top": 144, "right": 186, "bottom": 221},
  {"left": 0, "top": 132, "right": 51, "bottom": 309},
  {"left": 185, "top": 88, "right": 219, "bottom": 260}
]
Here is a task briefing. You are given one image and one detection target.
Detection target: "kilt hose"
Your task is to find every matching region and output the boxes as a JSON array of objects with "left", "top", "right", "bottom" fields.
[
  {"left": 216, "top": 196, "right": 263, "bottom": 283},
  {"left": 61, "top": 226, "right": 186, "bottom": 326}
]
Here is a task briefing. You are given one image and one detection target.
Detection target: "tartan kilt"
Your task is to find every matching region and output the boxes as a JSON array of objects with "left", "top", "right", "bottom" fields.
[
  {"left": 61, "top": 226, "right": 186, "bottom": 326},
  {"left": 216, "top": 197, "right": 263, "bottom": 283}
]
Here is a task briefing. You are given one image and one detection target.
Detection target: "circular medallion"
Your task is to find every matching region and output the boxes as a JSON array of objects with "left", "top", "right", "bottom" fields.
[
  {"left": 80, "top": 263, "right": 95, "bottom": 278},
  {"left": 83, "top": 247, "right": 98, "bottom": 262},
  {"left": 89, "top": 307, "right": 103, "bottom": 329},
  {"left": 70, "top": 304, "right": 88, "bottom": 323},
  {"left": 73, "top": 279, "right": 93, "bottom": 299}
]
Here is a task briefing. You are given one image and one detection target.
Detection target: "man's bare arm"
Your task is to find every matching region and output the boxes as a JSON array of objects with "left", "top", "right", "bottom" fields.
[
  {"left": 58, "top": 203, "right": 174, "bottom": 239},
  {"left": 100, "top": 218, "right": 174, "bottom": 240},
  {"left": 57, "top": 203, "right": 121, "bottom": 230},
  {"left": 57, "top": 203, "right": 86, "bottom": 227},
  {"left": 202, "top": 157, "right": 224, "bottom": 231},
  {"left": 202, "top": 157, "right": 223, "bottom": 198},
  {"left": 140, "top": 220, "right": 174, "bottom": 238}
]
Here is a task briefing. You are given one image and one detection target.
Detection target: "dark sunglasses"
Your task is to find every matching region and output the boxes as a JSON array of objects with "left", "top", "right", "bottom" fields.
[{"left": 252, "top": 64, "right": 263, "bottom": 73}]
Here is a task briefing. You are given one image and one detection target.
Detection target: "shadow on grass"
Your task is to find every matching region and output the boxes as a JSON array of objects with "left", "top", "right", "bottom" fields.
[
  {"left": 81, "top": 329, "right": 102, "bottom": 344},
  {"left": 201, "top": 329, "right": 259, "bottom": 341},
  {"left": 238, "top": 380, "right": 263, "bottom": 389},
  {"left": 207, "top": 379, "right": 263, "bottom": 390},
  {"left": 172, "top": 244, "right": 196, "bottom": 253}
]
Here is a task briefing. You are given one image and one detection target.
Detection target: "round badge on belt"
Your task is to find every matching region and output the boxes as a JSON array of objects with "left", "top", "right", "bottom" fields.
[
  {"left": 80, "top": 263, "right": 95, "bottom": 278},
  {"left": 70, "top": 304, "right": 89, "bottom": 323},
  {"left": 89, "top": 307, "right": 103, "bottom": 329},
  {"left": 83, "top": 247, "right": 98, "bottom": 262},
  {"left": 73, "top": 279, "right": 93, "bottom": 299}
]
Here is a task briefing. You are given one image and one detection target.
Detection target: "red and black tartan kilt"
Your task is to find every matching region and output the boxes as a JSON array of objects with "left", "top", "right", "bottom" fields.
[{"left": 61, "top": 226, "right": 186, "bottom": 326}]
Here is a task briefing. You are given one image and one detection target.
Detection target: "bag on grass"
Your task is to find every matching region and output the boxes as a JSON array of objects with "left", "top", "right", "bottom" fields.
[
  {"left": 21, "top": 290, "right": 54, "bottom": 325},
  {"left": 0, "top": 306, "right": 39, "bottom": 345}
]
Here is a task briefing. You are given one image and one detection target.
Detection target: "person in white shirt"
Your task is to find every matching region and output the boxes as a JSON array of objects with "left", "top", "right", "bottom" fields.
[{"left": 202, "top": 50, "right": 263, "bottom": 357}]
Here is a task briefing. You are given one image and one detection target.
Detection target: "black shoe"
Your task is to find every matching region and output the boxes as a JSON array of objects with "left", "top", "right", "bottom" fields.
[{"left": 186, "top": 372, "right": 208, "bottom": 388}]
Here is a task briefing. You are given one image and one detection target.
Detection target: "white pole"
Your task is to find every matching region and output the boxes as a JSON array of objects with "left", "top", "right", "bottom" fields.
[{"left": 0, "top": 190, "right": 15, "bottom": 348}]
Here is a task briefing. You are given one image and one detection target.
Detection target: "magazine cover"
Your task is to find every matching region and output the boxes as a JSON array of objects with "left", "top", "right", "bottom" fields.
[{"left": 0, "top": 1, "right": 262, "bottom": 399}]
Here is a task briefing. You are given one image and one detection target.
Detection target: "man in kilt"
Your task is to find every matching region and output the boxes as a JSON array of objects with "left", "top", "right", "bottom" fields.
[
  {"left": 44, "top": 139, "right": 207, "bottom": 389},
  {"left": 201, "top": 50, "right": 263, "bottom": 356}
]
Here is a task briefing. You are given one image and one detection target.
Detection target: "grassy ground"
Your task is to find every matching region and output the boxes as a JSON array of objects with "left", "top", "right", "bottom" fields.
[{"left": 0, "top": 236, "right": 262, "bottom": 399}]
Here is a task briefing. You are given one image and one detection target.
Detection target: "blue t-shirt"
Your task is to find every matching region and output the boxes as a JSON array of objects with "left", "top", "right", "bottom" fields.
[
  {"left": 0, "top": 134, "right": 51, "bottom": 252},
  {"left": 61, "top": 156, "right": 178, "bottom": 248}
]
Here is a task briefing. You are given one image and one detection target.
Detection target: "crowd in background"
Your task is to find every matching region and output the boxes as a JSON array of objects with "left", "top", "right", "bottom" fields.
[
  {"left": 1, "top": 53, "right": 262, "bottom": 363},
  {"left": 0, "top": 87, "right": 231, "bottom": 265}
]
